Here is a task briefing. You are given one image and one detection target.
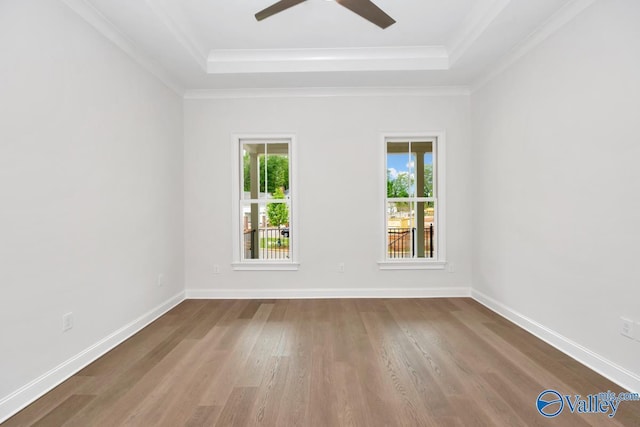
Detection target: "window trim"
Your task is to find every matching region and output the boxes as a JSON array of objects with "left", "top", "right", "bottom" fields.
[
  {"left": 231, "top": 134, "right": 299, "bottom": 271},
  {"left": 378, "top": 132, "right": 447, "bottom": 270}
]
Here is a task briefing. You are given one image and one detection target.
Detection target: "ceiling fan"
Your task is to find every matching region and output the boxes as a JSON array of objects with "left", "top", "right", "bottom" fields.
[{"left": 255, "top": 0, "right": 396, "bottom": 29}]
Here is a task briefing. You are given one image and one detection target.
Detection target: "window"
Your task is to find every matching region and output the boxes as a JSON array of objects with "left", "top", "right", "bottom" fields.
[
  {"left": 380, "top": 134, "right": 446, "bottom": 269},
  {"left": 232, "top": 136, "right": 298, "bottom": 270}
]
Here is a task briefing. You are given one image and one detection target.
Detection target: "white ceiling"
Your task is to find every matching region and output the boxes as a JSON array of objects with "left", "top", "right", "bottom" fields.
[{"left": 63, "top": 0, "right": 579, "bottom": 92}]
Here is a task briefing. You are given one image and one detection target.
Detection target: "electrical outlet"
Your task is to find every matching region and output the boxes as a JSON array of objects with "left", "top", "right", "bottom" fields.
[
  {"left": 620, "top": 317, "right": 634, "bottom": 339},
  {"left": 447, "top": 263, "right": 455, "bottom": 273},
  {"left": 213, "top": 264, "right": 220, "bottom": 274},
  {"left": 338, "top": 263, "right": 345, "bottom": 273},
  {"left": 157, "top": 273, "right": 165, "bottom": 287},
  {"left": 62, "top": 312, "right": 74, "bottom": 332}
]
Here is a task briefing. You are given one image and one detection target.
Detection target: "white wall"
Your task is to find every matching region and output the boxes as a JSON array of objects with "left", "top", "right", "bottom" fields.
[
  {"left": 0, "top": 0, "right": 184, "bottom": 414},
  {"left": 472, "top": 0, "right": 640, "bottom": 389},
  {"left": 184, "top": 94, "right": 472, "bottom": 294}
]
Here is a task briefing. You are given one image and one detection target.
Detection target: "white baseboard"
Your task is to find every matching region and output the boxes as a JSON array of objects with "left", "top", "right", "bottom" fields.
[
  {"left": 0, "top": 291, "right": 186, "bottom": 424},
  {"left": 471, "top": 289, "right": 640, "bottom": 393},
  {"left": 186, "top": 287, "right": 471, "bottom": 299}
]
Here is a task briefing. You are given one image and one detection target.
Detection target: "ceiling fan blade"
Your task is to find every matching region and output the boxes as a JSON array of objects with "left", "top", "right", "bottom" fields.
[
  {"left": 255, "top": 0, "right": 308, "bottom": 21},
  {"left": 336, "top": 0, "right": 395, "bottom": 29}
]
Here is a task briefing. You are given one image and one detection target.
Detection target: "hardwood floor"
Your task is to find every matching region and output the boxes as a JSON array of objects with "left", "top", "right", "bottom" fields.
[{"left": 4, "top": 298, "right": 640, "bottom": 426}]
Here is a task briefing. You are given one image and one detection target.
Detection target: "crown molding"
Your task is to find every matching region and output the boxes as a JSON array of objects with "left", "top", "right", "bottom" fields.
[
  {"left": 207, "top": 46, "right": 449, "bottom": 74},
  {"left": 145, "top": 0, "right": 208, "bottom": 72},
  {"left": 471, "top": 0, "right": 597, "bottom": 93},
  {"left": 448, "top": 0, "right": 512, "bottom": 67},
  {"left": 184, "top": 86, "right": 470, "bottom": 99},
  {"left": 61, "top": 0, "right": 184, "bottom": 96}
]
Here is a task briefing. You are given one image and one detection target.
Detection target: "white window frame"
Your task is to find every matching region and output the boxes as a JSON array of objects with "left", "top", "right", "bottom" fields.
[
  {"left": 378, "top": 132, "right": 447, "bottom": 270},
  {"left": 231, "top": 134, "right": 299, "bottom": 271}
]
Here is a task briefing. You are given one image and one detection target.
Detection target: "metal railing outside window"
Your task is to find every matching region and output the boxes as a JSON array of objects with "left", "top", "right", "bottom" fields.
[
  {"left": 387, "top": 224, "right": 434, "bottom": 258},
  {"left": 244, "top": 228, "right": 290, "bottom": 260}
]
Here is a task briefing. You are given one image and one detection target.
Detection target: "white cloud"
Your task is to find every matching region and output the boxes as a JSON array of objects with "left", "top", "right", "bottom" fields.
[{"left": 387, "top": 168, "right": 398, "bottom": 179}]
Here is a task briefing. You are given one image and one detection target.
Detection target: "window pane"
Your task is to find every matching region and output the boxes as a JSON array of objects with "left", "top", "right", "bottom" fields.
[
  {"left": 242, "top": 143, "right": 266, "bottom": 200},
  {"left": 387, "top": 201, "right": 436, "bottom": 259},
  {"left": 242, "top": 142, "right": 289, "bottom": 200},
  {"left": 413, "top": 141, "right": 433, "bottom": 198},
  {"left": 242, "top": 202, "right": 261, "bottom": 260},
  {"left": 264, "top": 200, "right": 290, "bottom": 260},
  {"left": 416, "top": 201, "right": 436, "bottom": 258},
  {"left": 242, "top": 147, "right": 250, "bottom": 198},
  {"left": 242, "top": 201, "right": 291, "bottom": 261},
  {"left": 387, "top": 201, "right": 414, "bottom": 258},
  {"left": 387, "top": 142, "right": 413, "bottom": 198},
  {"left": 264, "top": 153, "right": 289, "bottom": 200}
]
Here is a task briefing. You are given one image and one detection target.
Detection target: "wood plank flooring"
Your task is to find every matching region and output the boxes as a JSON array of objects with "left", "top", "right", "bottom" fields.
[{"left": 4, "top": 298, "right": 640, "bottom": 426}]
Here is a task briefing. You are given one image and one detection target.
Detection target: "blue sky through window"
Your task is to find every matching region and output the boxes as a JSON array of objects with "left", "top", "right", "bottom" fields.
[
  {"left": 387, "top": 152, "right": 433, "bottom": 197},
  {"left": 387, "top": 153, "right": 433, "bottom": 179}
]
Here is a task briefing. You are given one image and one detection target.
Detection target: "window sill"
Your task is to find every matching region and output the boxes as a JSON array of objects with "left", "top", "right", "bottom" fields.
[
  {"left": 232, "top": 262, "right": 300, "bottom": 271},
  {"left": 378, "top": 260, "right": 447, "bottom": 270}
]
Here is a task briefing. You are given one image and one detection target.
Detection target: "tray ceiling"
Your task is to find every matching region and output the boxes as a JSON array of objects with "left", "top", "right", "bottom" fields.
[{"left": 61, "top": 0, "right": 587, "bottom": 92}]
